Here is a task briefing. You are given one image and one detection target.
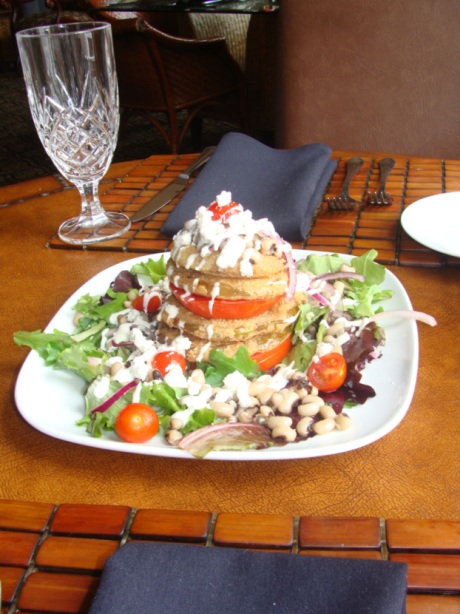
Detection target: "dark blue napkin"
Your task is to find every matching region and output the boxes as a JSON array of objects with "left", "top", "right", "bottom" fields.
[
  {"left": 161, "top": 133, "right": 337, "bottom": 242},
  {"left": 89, "top": 542, "right": 407, "bottom": 614}
]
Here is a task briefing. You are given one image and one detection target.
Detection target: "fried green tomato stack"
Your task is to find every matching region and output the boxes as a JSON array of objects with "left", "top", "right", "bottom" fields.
[{"left": 158, "top": 237, "right": 299, "bottom": 365}]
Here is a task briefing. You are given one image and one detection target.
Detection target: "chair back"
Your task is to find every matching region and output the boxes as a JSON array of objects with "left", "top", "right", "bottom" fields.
[
  {"left": 111, "top": 17, "right": 247, "bottom": 152},
  {"left": 275, "top": 0, "right": 460, "bottom": 158}
]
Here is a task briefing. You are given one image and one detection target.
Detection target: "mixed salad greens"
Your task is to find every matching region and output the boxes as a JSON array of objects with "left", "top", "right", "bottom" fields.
[{"left": 14, "top": 249, "right": 434, "bottom": 457}]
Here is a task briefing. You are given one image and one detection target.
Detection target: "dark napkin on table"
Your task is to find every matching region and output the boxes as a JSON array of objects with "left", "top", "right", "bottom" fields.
[
  {"left": 89, "top": 541, "right": 407, "bottom": 614},
  {"left": 161, "top": 132, "right": 337, "bottom": 242}
]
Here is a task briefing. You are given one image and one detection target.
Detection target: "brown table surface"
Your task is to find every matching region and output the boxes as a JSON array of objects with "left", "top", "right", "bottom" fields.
[{"left": 1, "top": 151, "right": 460, "bottom": 612}]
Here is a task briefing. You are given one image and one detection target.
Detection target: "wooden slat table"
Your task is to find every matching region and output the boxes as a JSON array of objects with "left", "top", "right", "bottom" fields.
[
  {"left": 22, "top": 149, "right": 459, "bottom": 268},
  {"left": 1, "top": 500, "right": 460, "bottom": 613},
  {"left": 1, "top": 151, "right": 460, "bottom": 614}
]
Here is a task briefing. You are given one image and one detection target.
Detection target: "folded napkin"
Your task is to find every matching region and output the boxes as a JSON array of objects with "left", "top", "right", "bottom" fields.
[
  {"left": 161, "top": 133, "right": 337, "bottom": 242},
  {"left": 89, "top": 542, "right": 407, "bottom": 614}
]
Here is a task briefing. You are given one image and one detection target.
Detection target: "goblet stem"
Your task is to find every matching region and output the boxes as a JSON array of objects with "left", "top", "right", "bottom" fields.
[
  {"left": 79, "top": 181, "right": 110, "bottom": 223},
  {"left": 58, "top": 180, "right": 131, "bottom": 244}
]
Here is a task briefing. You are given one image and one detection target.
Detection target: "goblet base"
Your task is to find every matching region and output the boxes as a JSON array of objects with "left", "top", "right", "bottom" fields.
[{"left": 58, "top": 211, "right": 131, "bottom": 245}]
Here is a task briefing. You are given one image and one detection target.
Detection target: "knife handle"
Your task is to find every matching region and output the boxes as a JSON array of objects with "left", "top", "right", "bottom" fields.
[{"left": 178, "top": 146, "right": 216, "bottom": 180}]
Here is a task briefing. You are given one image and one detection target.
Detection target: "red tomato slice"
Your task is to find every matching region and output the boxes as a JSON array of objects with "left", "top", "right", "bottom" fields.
[
  {"left": 251, "top": 334, "right": 293, "bottom": 370},
  {"left": 171, "top": 285, "right": 282, "bottom": 320},
  {"left": 152, "top": 350, "right": 187, "bottom": 378},
  {"left": 207, "top": 200, "right": 241, "bottom": 222},
  {"left": 115, "top": 403, "right": 159, "bottom": 443},
  {"left": 307, "top": 352, "right": 347, "bottom": 392},
  {"left": 132, "top": 293, "right": 162, "bottom": 314}
]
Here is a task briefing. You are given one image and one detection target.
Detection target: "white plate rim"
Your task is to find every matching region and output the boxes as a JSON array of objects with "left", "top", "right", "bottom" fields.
[
  {"left": 14, "top": 250, "right": 419, "bottom": 461},
  {"left": 401, "top": 191, "right": 460, "bottom": 257}
]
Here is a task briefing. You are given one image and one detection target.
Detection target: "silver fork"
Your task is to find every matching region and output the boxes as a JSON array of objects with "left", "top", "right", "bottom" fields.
[
  {"left": 366, "top": 157, "right": 395, "bottom": 205},
  {"left": 327, "top": 157, "right": 364, "bottom": 210}
]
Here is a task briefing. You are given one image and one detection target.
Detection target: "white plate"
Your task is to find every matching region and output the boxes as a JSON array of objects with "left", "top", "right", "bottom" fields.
[
  {"left": 14, "top": 251, "right": 419, "bottom": 461},
  {"left": 401, "top": 192, "right": 460, "bottom": 257}
]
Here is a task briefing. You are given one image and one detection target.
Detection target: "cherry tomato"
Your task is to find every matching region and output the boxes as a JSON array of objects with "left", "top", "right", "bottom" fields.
[
  {"left": 115, "top": 403, "right": 159, "bottom": 443},
  {"left": 152, "top": 350, "right": 187, "bottom": 377},
  {"left": 132, "top": 293, "right": 162, "bottom": 314},
  {"left": 171, "top": 285, "right": 282, "bottom": 320},
  {"left": 307, "top": 352, "right": 347, "bottom": 392},
  {"left": 251, "top": 334, "right": 293, "bottom": 370},
  {"left": 207, "top": 200, "right": 241, "bottom": 222}
]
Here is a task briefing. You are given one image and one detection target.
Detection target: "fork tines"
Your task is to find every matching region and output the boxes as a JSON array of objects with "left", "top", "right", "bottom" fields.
[
  {"left": 326, "top": 196, "right": 357, "bottom": 211},
  {"left": 366, "top": 191, "right": 394, "bottom": 206}
]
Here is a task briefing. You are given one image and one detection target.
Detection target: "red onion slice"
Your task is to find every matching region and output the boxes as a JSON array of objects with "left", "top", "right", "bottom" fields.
[
  {"left": 178, "top": 422, "right": 271, "bottom": 458},
  {"left": 368, "top": 310, "right": 437, "bottom": 327},
  {"left": 90, "top": 379, "right": 138, "bottom": 414},
  {"left": 313, "top": 272, "right": 366, "bottom": 283},
  {"left": 310, "top": 291, "right": 330, "bottom": 307}
]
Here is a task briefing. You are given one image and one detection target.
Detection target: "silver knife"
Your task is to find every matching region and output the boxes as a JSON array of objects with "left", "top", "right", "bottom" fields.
[{"left": 130, "top": 146, "right": 216, "bottom": 223}]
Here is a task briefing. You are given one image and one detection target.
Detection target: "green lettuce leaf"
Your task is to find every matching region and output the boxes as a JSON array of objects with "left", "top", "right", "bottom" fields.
[
  {"left": 199, "top": 346, "right": 262, "bottom": 387},
  {"left": 130, "top": 256, "right": 167, "bottom": 284},
  {"left": 14, "top": 329, "right": 105, "bottom": 382}
]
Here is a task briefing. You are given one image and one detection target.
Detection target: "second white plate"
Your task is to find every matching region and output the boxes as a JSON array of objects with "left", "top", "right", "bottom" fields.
[{"left": 401, "top": 192, "right": 460, "bottom": 257}]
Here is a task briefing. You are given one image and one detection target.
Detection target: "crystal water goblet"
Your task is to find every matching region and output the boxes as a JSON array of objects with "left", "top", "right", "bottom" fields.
[{"left": 16, "top": 22, "right": 131, "bottom": 244}]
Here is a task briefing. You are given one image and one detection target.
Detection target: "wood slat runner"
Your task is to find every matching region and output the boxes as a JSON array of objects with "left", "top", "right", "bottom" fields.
[
  {"left": 1, "top": 500, "right": 460, "bottom": 613},
  {"left": 46, "top": 150, "right": 460, "bottom": 268}
]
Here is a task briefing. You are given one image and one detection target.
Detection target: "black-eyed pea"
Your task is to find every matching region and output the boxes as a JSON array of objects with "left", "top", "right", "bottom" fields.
[
  {"left": 257, "top": 386, "right": 277, "bottom": 405},
  {"left": 297, "top": 402, "right": 320, "bottom": 417},
  {"left": 313, "top": 418, "right": 336, "bottom": 435},
  {"left": 261, "top": 237, "right": 276, "bottom": 254},
  {"left": 190, "top": 369, "right": 206, "bottom": 385},
  {"left": 335, "top": 413, "right": 352, "bottom": 431},
  {"left": 323, "top": 334, "right": 335, "bottom": 344},
  {"left": 319, "top": 404, "right": 337, "bottom": 420},
  {"left": 259, "top": 405, "right": 274, "bottom": 417},
  {"left": 271, "top": 425, "right": 297, "bottom": 442},
  {"left": 127, "top": 290, "right": 138, "bottom": 302},
  {"left": 123, "top": 300, "right": 132, "bottom": 308},
  {"left": 117, "top": 314, "right": 128, "bottom": 324},
  {"left": 340, "top": 263, "right": 356, "bottom": 273},
  {"left": 267, "top": 415, "right": 292, "bottom": 430},
  {"left": 302, "top": 394, "right": 325, "bottom": 406},
  {"left": 270, "top": 391, "right": 284, "bottom": 409},
  {"left": 296, "top": 416, "right": 314, "bottom": 436},
  {"left": 110, "top": 362, "right": 123, "bottom": 377},
  {"left": 210, "top": 401, "right": 235, "bottom": 419},
  {"left": 297, "top": 387, "right": 312, "bottom": 400},
  {"left": 277, "top": 390, "right": 299, "bottom": 415},
  {"left": 327, "top": 321, "right": 344, "bottom": 337},
  {"left": 237, "top": 409, "right": 257, "bottom": 423},
  {"left": 170, "top": 417, "right": 184, "bottom": 430},
  {"left": 166, "top": 429, "right": 183, "bottom": 446},
  {"left": 248, "top": 380, "right": 267, "bottom": 397}
]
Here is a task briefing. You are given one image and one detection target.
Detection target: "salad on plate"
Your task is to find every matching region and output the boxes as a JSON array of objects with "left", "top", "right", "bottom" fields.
[{"left": 14, "top": 195, "right": 436, "bottom": 458}]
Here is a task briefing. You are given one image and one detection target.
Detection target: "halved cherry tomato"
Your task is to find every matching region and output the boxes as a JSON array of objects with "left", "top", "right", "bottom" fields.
[
  {"left": 171, "top": 285, "right": 282, "bottom": 320},
  {"left": 132, "top": 293, "right": 162, "bottom": 314},
  {"left": 152, "top": 350, "right": 187, "bottom": 378},
  {"left": 307, "top": 352, "right": 347, "bottom": 392},
  {"left": 115, "top": 403, "right": 159, "bottom": 443},
  {"left": 207, "top": 200, "right": 241, "bottom": 222},
  {"left": 251, "top": 334, "right": 293, "bottom": 370}
]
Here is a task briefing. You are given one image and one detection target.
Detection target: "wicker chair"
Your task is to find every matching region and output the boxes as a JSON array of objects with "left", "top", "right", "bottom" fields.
[{"left": 110, "top": 17, "right": 248, "bottom": 154}]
